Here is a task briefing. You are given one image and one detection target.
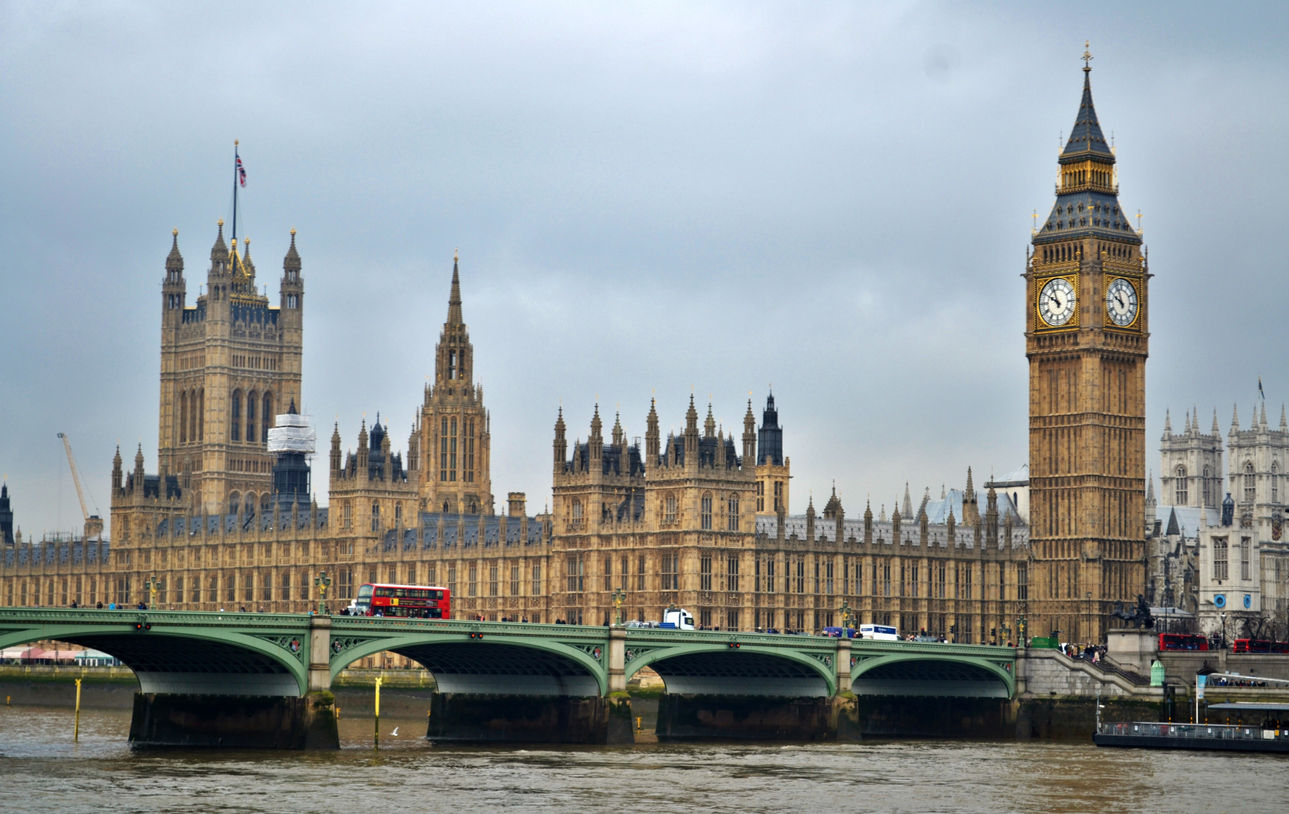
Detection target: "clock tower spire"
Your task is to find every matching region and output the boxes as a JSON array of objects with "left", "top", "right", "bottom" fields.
[{"left": 1026, "top": 48, "right": 1148, "bottom": 644}]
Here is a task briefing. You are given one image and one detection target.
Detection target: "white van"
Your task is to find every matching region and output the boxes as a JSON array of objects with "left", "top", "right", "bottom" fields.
[
  {"left": 661, "top": 608, "right": 695, "bottom": 630},
  {"left": 858, "top": 624, "right": 899, "bottom": 641}
]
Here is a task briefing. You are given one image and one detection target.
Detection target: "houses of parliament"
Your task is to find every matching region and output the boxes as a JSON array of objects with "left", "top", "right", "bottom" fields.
[{"left": 3, "top": 59, "right": 1153, "bottom": 646}]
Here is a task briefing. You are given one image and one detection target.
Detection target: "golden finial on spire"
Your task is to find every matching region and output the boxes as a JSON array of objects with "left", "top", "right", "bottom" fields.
[
  {"left": 290, "top": 227, "right": 296, "bottom": 236},
  {"left": 172, "top": 228, "right": 178, "bottom": 236},
  {"left": 1082, "top": 41, "right": 1092, "bottom": 72},
  {"left": 454, "top": 248, "right": 459, "bottom": 262},
  {"left": 218, "top": 218, "right": 224, "bottom": 227}
]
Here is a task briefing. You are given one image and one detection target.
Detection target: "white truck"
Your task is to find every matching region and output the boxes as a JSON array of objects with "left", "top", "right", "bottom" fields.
[{"left": 661, "top": 608, "right": 696, "bottom": 630}]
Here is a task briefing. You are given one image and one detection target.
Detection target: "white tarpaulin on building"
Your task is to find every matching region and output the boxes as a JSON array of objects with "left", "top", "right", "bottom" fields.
[{"left": 267, "top": 412, "right": 316, "bottom": 454}]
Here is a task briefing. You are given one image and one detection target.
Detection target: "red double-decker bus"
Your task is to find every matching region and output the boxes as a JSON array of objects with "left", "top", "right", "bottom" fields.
[
  {"left": 352, "top": 583, "right": 451, "bottom": 619},
  {"left": 1158, "top": 633, "right": 1208, "bottom": 651},
  {"left": 1232, "top": 639, "right": 1289, "bottom": 654}
]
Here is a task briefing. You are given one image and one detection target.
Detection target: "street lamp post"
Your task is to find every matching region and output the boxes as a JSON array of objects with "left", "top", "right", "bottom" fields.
[
  {"left": 144, "top": 575, "right": 158, "bottom": 610},
  {"left": 1017, "top": 615, "right": 1027, "bottom": 647},
  {"left": 611, "top": 587, "right": 626, "bottom": 626},
  {"left": 839, "top": 601, "right": 853, "bottom": 634},
  {"left": 1220, "top": 612, "right": 1228, "bottom": 650},
  {"left": 315, "top": 571, "right": 332, "bottom": 616}
]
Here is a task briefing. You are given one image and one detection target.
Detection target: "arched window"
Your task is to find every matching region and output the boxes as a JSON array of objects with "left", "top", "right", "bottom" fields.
[
  {"left": 260, "top": 493, "right": 271, "bottom": 514},
  {"left": 230, "top": 390, "right": 242, "bottom": 441},
  {"left": 1244, "top": 462, "right": 1256, "bottom": 503},
  {"left": 571, "top": 499, "right": 583, "bottom": 526},
  {"left": 179, "top": 391, "right": 188, "bottom": 443},
  {"left": 197, "top": 389, "right": 204, "bottom": 441},
  {"left": 1203, "top": 465, "right": 1212, "bottom": 506},
  {"left": 229, "top": 492, "right": 241, "bottom": 516},
  {"left": 371, "top": 501, "right": 380, "bottom": 532},
  {"left": 343, "top": 501, "right": 352, "bottom": 528},
  {"left": 261, "top": 393, "right": 273, "bottom": 443},
  {"left": 701, "top": 493, "right": 713, "bottom": 530},
  {"left": 727, "top": 494, "right": 739, "bottom": 531},
  {"left": 1273, "top": 462, "right": 1280, "bottom": 503},
  {"left": 448, "top": 350, "right": 457, "bottom": 380},
  {"left": 1175, "top": 465, "right": 1188, "bottom": 505},
  {"left": 246, "top": 390, "right": 257, "bottom": 445},
  {"left": 665, "top": 493, "right": 678, "bottom": 524}
]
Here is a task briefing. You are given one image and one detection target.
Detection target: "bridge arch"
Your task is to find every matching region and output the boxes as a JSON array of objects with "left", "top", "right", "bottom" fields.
[
  {"left": 624, "top": 644, "right": 836, "bottom": 697},
  {"left": 0, "top": 617, "right": 308, "bottom": 696},
  {"left": 331, "top": 632, "right": 608, "bottom": 697},
  {"left": 850, "top": 653, "right": 1014, "bottom": 698}
]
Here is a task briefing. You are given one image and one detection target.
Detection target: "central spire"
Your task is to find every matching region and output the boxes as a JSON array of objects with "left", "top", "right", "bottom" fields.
[{"left": 447, "top": 249, "right": 463, "bottom": 325}]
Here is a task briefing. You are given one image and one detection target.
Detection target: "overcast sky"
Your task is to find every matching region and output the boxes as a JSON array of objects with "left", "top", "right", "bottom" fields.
[{"left": 3, "top": 1, "right": 1288, "bottom": 538}]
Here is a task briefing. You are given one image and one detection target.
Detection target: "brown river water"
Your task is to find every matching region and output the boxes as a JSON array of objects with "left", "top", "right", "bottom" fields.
[{"left": 1, "top": 704, "right": 1285, "bottom": 813}]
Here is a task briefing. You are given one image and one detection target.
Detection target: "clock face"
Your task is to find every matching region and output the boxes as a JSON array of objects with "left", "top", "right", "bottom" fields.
[
  {"left": 1038, "top": 277, "right": 1076, "bottom": 327},
  {"left": 1105, "top": 278, "right": 1139, "bottom": 327}
]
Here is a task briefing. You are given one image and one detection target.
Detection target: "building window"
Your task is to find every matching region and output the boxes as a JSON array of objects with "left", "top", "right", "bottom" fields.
[
  {"left": 571, "top": 499, "right": 583, "bottom": 528},
  {"left": 727, "top": 556, "right": 739, "bottom": 592},
  {"left": 726, "top": 610, "right": 739, "bottom": 631},
  {"left": 262, "top": 393, "right": 273, "bottom": 443},
  {"left": 661, "top": 554, "right": 678, "bottom": 591},
  {"left": 604, "top": 555, "right": 613, "bottom": 591},
  {"left": 701, "top": 494, "right": 712, "bottom": 530},
  {"left": 1175, "top": 465, "right": 1187, "bottom": 505},
  {"left": 665, "top": 494, "right": 678, "bottom": 524},
  {"left": 796, "top": 559, "right": 805, "bottom": 594},
  {"left": 531, "top": 563, "right": 541, "bottom": 596},
  {"left": 489, "top": 566, "right": 499, "bottom": 597},
  {"left": 700, "top": 555, "right": 712, "bottom": 591},
  {"left": 1214, "top": 537, "right": 1228, "bottom": 580},
  {"left": 230, "top": 390, "right": 242, "bottom": 441},
  {"left": 281, "top": 571, "right": 291, "bottom": 601},
  {"left": 637, "top": 555, "right": 646, "bottom": 591},
  {"left": 1244, "top": 462, "right": 1256, "bottom": 503},
  {"left": 566, "top": 555, "right": 584, "bottom": 593},
  {"left": 465, "top": 418, "right": 475, "bottom": 483},
  {"left": 756, "top": 481, "right": 764, "bottom": 512},
  {"left": 371, "top": 502, "right": 380, "bottom": 532},
  {"left": 243, "top": 573, "right": 254, "bottom": 603},
  {"left": 1273, "top": 463, "right": 1280, "bottom": 503},
  {"left": 1241, "top": 537, "right": 1251, "bottom": 581},
  {"left": 727, "top": 495, "right": 739, "bottom": 531},
  {"left": 766, "top": 556, "right": 776, "bottom": 593},
  {"left": 246, "top": 390, "right": 257, "bottom": 445},
  {"left": 1203, "top": 465, "right": 1213, "bottom": 506},
  {"left": 468, "top": 564, "right": 478, "bottom": 597},
  {"left": 448, "top": 565, "right": 457, "bottom": 596},
  {"left": 509, "top": 565, "right": 519, "bottom": 596},
  {"left": 964, "top": 565, "right": 973, "bottom": 599},
  {"left": 825, "top": 561, "right": 834, "bottom": 595},
  {"left": 882, "top": 563, "right": 891, "bottom": 597}
]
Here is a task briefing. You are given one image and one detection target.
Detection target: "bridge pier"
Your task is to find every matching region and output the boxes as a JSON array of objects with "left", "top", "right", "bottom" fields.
[
  {"left": 426, "top": 692, "right": 634, "bottom": 744},
  {"left": 308, "top": 615, "right": 332, "bottom": 692},
  {"left": 129, "top": 691, "right": 339, "bottom": 749}
]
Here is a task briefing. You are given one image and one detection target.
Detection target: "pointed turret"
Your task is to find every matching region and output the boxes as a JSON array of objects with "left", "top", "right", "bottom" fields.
[
  {"left": 1213, "top": 409, "right": 1221, "bottom": 436},
  {"left": 1163, "top": 408, "right": 1172, "bottom": 437},
  {"left": 330, "top": 422, "right": 342, "bottom": 475},
  {"left": 1232, "top": 403, "right": 1240, "bottom": 433},
  {"left": 645, "top": 399, "right": 660, "bottom": 467},
  {"left": 111, "top": 445, "right": 123, "bottom": 492},
  {"left": 902, "top": 482, "right": 913, "bottom": 518},
  {"left": 878, "top": 504, "right": 886, "bottom": 523},
  {"left": 1281, "top": 404, "right": 1287, "bottom": 432},
  {"left": 704, "top": 403, "right": 716, "bottom": 438},
  {"left": 210, "top": 219, "right": 228, "bottom": 262},
  {"left": 741, "top": 399, "right": 756, "bottom": 467},
  {"left": 553, "top": 407, "right": 567, "bottom": 470},
  {"left": 166, "top": 228, "right": 184, "bottom": 272},
  {"left": 448, "top": 250, "right": 463, "bottom": 325},
  {"left": 1261, "top": 401, "right": 1269, "bottom": 429}
]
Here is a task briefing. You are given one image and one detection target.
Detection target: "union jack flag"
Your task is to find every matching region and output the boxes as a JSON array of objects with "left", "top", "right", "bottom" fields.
[{"left": 236, "top": 155, "right": 247, "bottom": 187}]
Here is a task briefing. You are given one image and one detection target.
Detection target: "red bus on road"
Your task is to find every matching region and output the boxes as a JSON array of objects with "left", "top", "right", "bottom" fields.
[
  {"left": 1232, "top": 639, "right": 1289, "bottom": 653},
  {"left": 1158, "top": 633, "right": 1208, "bottom": 651},
  {"left": 353, "top": 583, "right": 451, "bottom": 619}
]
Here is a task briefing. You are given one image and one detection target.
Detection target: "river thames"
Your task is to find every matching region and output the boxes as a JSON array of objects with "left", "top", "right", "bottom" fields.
[{"left": 1, "top": 705, "right": 1285, "bottom": 813}]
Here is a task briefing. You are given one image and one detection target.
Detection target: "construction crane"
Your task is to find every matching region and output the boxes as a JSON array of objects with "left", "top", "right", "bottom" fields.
[{"left": 57, "top": 433, "right": 104, "bottom": 539}]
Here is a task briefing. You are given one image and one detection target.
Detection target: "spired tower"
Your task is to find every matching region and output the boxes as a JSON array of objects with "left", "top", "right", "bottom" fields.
[
  {"left": 410, "top": 253, "right": 494, "bottom": 514},
  {"left": 1026, "top": 51, "right": 1148, "bottom": 643},
  {"left": 156, "top": 222, "right": 305, "bottom": 516}
]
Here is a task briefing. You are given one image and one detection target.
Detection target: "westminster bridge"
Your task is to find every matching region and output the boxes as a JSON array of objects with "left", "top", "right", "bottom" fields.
[{"left": 0, "top": 608, "right": 1018, "bottom": 747}]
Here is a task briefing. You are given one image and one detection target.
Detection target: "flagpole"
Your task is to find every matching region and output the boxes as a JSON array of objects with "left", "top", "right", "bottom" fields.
[{"left": 232, "top": 139, "right": 239, "bottom": 243}]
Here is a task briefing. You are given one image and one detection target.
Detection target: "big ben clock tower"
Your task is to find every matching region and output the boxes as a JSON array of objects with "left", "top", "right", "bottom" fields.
[{"left": 1027, "top": 48, "right": 1148, "bottom": 643}]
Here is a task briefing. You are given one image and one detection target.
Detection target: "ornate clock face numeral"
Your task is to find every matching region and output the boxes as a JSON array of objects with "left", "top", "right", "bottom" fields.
[
  {"left": 1105, "top": 278, "right": 1138, "bottom": 327},
  {"left": 1038, "top": 278, "right": 1076, "bottom": 327}
]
